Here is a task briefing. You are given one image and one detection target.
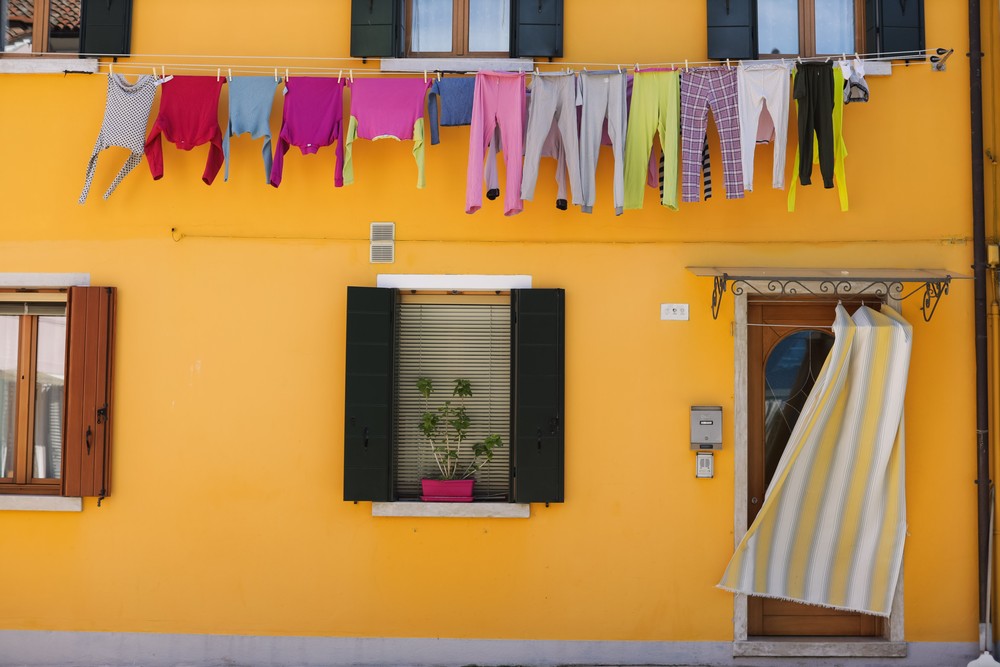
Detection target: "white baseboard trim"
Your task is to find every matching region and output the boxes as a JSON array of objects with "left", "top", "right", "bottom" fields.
[{"left": 0, "top": 631, "right": 980, "bottom": 667}]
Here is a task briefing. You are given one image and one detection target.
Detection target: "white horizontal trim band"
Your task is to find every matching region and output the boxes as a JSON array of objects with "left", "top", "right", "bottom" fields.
[
  {"left": 377, "top": 274, "right": 532, "bottom": 290},
  {"left": 0, "top": 273, "right": 90, "bottom": 288},
  {"left": 0, "top": 496, "right": 82, "bottom": 512},
  {"left": 0, "top": 58, "right": 99, "bottom": 74},
  {"left": 372, "top": 502, "right": 529, "bottom": 518}
]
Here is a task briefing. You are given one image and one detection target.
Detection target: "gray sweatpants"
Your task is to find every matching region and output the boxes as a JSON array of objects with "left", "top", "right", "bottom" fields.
[
  {"left": 579, "top": 71, "right": 628, "bottom": 215},
  {"left": 520, "top": 73, "right": 582, "bottom": 205}
]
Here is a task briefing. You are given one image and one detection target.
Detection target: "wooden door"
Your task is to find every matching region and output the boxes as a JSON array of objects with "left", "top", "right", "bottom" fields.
[{"left": 746, "top": 298, "right": 883, "bottom": 637}]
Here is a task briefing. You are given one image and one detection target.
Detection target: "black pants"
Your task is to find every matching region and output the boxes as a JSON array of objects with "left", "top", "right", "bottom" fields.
[{"left": 794, "top": 62, "right": 835, "bottom": 188}]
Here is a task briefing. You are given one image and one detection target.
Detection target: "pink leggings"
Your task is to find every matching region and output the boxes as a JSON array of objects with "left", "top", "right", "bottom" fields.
[{"left": 466, "top": 71, "right": 526, "bottom": 216}]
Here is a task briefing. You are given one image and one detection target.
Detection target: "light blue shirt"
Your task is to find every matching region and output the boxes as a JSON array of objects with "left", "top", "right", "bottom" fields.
[{"left": 223, "top": 76, "right": 281, "bottom": 182}]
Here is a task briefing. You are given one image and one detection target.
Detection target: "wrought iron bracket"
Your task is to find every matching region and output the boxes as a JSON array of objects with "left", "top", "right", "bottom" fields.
[{"left": 709, "top": 274, "right": 952, "bottom": 322}]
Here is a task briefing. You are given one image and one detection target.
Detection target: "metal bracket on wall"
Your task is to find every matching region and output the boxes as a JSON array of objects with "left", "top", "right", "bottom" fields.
[
  {"left": 688, "top": 267, "right": 968, "bottom": 323},
  {"left": 931, "top": 48, "right": 954, "bottom": 72}
]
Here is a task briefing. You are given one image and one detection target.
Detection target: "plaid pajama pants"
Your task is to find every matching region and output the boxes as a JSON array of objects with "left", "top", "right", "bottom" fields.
[{"left": 680, "top": 67, "right": 743, "bottom": 202}]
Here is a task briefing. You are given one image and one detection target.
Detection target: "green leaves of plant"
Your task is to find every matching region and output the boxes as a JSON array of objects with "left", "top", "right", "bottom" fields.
[{"left": 416, "top": 376, "right": 503, "bottom": 481}]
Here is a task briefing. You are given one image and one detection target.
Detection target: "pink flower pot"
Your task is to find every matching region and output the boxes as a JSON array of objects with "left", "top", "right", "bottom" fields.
[{"left": 421, "top": 478, "right": 474, "bottom": 502}]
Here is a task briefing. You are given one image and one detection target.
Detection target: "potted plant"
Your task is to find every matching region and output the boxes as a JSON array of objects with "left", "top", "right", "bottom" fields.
[{"left": 416, "top": 377, "right": 504, "bottom": 502}]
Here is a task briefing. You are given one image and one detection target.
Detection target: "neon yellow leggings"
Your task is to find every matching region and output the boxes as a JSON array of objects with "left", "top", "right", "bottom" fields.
[
  {"left": 788, "top": 67, "right": 848, "bottom": 212},
  {"left": 624, "top": 71, "right": 679, "bottom": 211}
]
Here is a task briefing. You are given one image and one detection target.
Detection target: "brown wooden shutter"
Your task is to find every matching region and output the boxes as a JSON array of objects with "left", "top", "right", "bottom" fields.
[{"left": 62, "top": 286, "right": 115, "bottom": 503}]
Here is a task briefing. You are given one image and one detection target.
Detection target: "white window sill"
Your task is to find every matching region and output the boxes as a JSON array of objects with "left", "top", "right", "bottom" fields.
[
  {"left": 0, "top": 495, "right": 82, "bottom": 512},
  {"left": 734, "top": 639, "right": 907, "bottom": 658},
  {"left": 381, "top": 57, "right": 533, "bottom": 73},
  {"left": 372, "top": 502, "right": 530, "bottom": 518},
  {"left": 0, "top": 58, "right": 98, "bottom": 74}
]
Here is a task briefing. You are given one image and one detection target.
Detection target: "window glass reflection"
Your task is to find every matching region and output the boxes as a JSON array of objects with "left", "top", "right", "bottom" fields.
[
  {"left": 758, "top": 0, "right": 798, "bottom": 55},
  {"left": 469, "top": 0, "right": 509, "bottom": 52},
  {"left": 763, "top": 330, "right": 834, "bottom": 488},
  {"left": 815, "top": 0, "right": 854, "bottom": 55},
  {"left": 33, "top": 316, "right": 64, "bottom": 480},
  {"left": 0, "top": 316, "right": 18, "bottom": 479},
  {"left": 412, "top": 0, "right": 453, "bottom": 53},
  {"left": 5, "top": 0, "right": 37, "bottom": 52},
  {"left": 48, "top": 0, "right": 81, "bottom": 54}
]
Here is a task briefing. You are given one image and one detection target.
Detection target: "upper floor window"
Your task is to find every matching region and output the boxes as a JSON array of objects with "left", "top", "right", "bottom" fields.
[
  {"left": 3, "top": 0, "right": 133, "bottom": 59},
  {"left": 4, "top": 0, "right": 81, "bottom": 54},
  {"left": 758, "top": 0, "right": 862, "bottom": 57},
  {"left": 408, "top": 0, "right": 510, "bottom": 57},
  {"left": 350, "top": 0, "right": 563, "bottom": 60},
  {"left": 706, "top": 0, "right": 925, "bottom": 62}
]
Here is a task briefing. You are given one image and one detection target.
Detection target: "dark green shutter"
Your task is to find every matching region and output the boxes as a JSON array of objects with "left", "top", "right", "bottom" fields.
[
  {"left": 707, "top": 0, "right": 757, "bottom": 60},
  {"left": 511, "top": 0, "right": 563, "bottom": 58},
  {"left": 80, "top": 0, "right": 133, "bottom": 56},
  {"left": 511, "top": 289, "right": 564, "bottom": 503},
  {"left": 866, "top": 0, "right": 924, "bottom": 57},
  {"left": 344, "top": 287, "right": 397, "bottom": 501},
  {"left": 351, "top": 0, "right": 401, "bottom": 58}
]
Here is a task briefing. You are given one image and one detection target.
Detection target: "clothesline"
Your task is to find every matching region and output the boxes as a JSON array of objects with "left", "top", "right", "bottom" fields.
[{"left": 54, "top": 47, "right": 950, "bottom": 79}]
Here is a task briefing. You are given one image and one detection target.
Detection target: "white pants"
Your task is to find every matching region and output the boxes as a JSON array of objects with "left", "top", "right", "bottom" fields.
[{"left": 737, "top": 62, "right": 791, "bottom": 191}]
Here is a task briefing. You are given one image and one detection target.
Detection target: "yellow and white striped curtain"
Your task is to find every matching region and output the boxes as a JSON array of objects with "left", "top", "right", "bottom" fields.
[{"left": 719, "top": 304, "right": 912, "bottom": 616}]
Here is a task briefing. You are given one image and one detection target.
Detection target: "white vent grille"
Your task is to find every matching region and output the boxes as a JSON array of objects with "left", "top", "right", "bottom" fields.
[{"left": 370, "top": 222, "right": 395, "bottom": 264}]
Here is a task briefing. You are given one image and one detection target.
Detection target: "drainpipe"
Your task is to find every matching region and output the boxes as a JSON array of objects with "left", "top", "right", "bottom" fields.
[{"left": 971, "top": 0, "right": 992, "bottom": 648}]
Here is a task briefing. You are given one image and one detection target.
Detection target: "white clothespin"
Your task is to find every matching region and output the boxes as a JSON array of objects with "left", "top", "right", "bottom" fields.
[
  {"left": 228, "top": 68, "right": 232, "bottom": 82},
  {"left": 285, "top": 68, "right": 290, "bottom": 82},
  {"left": 274, "top": 68, "right": 279, "bottom": 82},
  {"left": 109, "top": 61, "right": 113, "bottom": 75},
  {"left": 423, "top": 70, "right": 427, "bottom": 83},
  {"left": 337, "top": 69, "right": 342, "bottom": 83},
  {"left": 853, "top": 55, "right": 865, "bottom": 77},
  {"left": 217, "top": 68, "right": 221, "bottom": 81},
  {"left": 616, "top": 64, "right": 621, "bottom": 73},
  {"left": 684, "top": 59, "right": 689, "bottom": 72},
  {"left": 151, "top": 66, "right": 157, "bottom": 78},
  {"left": 635, "top": 62, "right": 640, "bottom": 72},
  {"left": 726, "top": 58, "right": 730, "bottom": 68},
  {"left": 436, "top": 71, "right": 441, "bottom": 81},
  {"left": 161, "top": 65, "right": 165, "bottom": 79},
  {"left": 349, "top": 69, "right": 354, "bottom": 82}
]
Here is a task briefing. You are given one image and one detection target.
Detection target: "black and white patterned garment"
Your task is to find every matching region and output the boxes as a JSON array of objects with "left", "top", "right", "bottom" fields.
[
  {"left": 661, "top": 136, "right": 711, "bottom": 202},
  {"left": 79, "top": 74, "right": 159, "bottom": 203}
]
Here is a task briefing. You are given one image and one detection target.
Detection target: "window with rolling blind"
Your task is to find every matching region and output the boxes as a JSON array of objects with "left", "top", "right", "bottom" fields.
[
  {"left": 395, "top": 295, "right": 511, "bottom": 500},
  {"left": 0, "top": 286, "right": 115, "bottom": 499},
  {"left": 343, "top": 285, "right": 564, "bottom": 504}
]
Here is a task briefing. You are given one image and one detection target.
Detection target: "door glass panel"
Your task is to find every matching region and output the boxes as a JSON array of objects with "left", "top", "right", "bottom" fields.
[
  {"left": 33, "top": 316, "right": 65, "bottom": 479},
  {"left": 48, "top": 0, "right": 81, "bottom": 54},
  {"left": 5, "top": 0, "right": 36, "bottom": 52},
  {"left": 758, "top": 0, "right": 798, "bottom": 55},
  {"left": 412, "top": 0, "right": 453, "bottom": 52},
  {"left": 762, "top": 329, "right": 834, "bottom": 488},
  {"left": 0, "top": 316, "right": 19, "bottom": 479},
  {"left": 469, "top": 0, "right": 509, "bottom": 52},
  {"left": 815, "top": 0, "right": 855, "bottom": 55}
]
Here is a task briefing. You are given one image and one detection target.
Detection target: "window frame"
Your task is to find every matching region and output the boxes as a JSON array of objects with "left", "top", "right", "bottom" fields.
[
  {"left": 0, "top": 279, "right": 114, "bottom": 503},
  {"left": 3, "top": 0, "right": 76, "bottom": 57},
  {"left": 403, "top": 0, "right": 510, "bottom": 58},
  {"left": 343, "top": 278, "right": 565, "bottom": 506},
  {"left": 393, "top": 291, "right": 513, "bottom": 501},
  {"left": 757, "top": 0, "right": 865, "bottom": 59},
  {"left": 0, "top": 291, "right": 68, "bottom": 495}
]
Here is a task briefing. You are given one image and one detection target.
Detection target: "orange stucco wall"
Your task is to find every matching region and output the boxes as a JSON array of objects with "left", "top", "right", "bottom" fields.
[{"left": 0, "top": 0, "right": 983, "bottom": 644}]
